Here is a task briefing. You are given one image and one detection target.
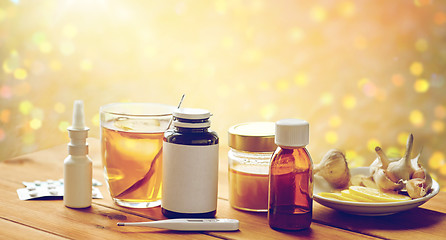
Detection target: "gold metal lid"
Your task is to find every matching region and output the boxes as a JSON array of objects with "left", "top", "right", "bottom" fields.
[{"left": 228, "top": 122, "right": 276, "bottom": 152}]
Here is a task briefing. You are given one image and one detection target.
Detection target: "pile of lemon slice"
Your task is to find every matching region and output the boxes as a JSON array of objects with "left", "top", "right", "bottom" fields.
[{"left": 317, "top": 186, "right": 411, "bottom": 202}]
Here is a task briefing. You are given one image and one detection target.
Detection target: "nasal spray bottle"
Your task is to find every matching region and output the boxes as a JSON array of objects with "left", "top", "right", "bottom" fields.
[{"left": 64, "top": 100, "right": 93, "bottom": 208}]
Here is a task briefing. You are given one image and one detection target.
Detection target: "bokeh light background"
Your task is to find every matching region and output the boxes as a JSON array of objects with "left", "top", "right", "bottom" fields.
[{"left": 1, "top": 0, "right": 445, "bottom": 189}]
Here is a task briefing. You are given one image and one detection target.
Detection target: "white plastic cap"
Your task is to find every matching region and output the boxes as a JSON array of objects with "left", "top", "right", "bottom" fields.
[
  {"left": 173, "top": 108, "right": 211, "bottom": 128},
  {"left": 275, "top": 119, "right": 309, "bottom": 147},
  {"left": 72, "top": 100, "right": 86, "bottom": 130},
  {"left": 173, "top": 108, "right": 211, "bottom": 119}
]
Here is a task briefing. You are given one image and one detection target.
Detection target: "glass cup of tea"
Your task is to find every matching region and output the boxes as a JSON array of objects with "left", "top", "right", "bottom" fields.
[{"left": 100, "top": 103, "right": 175, "bottom": 208}]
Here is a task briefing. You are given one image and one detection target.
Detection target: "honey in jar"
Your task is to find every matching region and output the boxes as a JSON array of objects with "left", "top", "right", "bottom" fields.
[{"left": 228, "top": 122, "right": 276, "bottom": 212}]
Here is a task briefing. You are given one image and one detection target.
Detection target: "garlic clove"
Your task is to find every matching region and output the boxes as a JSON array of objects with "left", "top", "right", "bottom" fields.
[
  {"left": 406, "top": 178, "right": 429, "bottom": 199},
  {"left": 411, "top": 167, "right": 433, "bottom": 190},
  {"left": 373, "top": 168, "right": 404, "bottom": 191},
  {"left": 386, "top": 134, "right": 414, "bottom": 183},
  {"left": 314, "top": 149, "right": 350, "bottom": 189},
  {"left": 370, "top": 146, "right": 391, "bottom": 176}
]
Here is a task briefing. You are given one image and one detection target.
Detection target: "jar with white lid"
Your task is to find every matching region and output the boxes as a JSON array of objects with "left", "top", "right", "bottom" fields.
[{"left": 228, "top": 122, "right": 276, "bottom": 212}]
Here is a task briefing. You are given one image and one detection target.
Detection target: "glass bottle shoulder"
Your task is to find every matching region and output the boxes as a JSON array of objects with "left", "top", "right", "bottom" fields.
[
  {"left": 271, "top": 147, "right": 312, "bottom": 169},
  {"left": 164, "top": 128, "right": 219, "bottom": 146}
]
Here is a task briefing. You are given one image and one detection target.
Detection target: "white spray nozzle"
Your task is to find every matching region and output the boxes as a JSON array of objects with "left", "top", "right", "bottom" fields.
[{"left": 72, "top": 100, "right": 86, "bottom": 130}]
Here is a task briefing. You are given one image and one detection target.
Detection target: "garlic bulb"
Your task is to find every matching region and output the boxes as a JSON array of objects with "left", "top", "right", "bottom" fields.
[
  {"left": 314, "top": 149, "right": 350, "bottom": 189},
  {"left": 373, "top": 168, "right": 404, "bottom": 191},
  {"left": 386, "top": 134, "right": 414, "bottom": 183}
]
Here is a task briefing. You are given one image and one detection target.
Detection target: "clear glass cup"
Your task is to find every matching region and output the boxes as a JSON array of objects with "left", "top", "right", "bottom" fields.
[{"left": 100, "top": 103, "right": 175, "bottom": 208}]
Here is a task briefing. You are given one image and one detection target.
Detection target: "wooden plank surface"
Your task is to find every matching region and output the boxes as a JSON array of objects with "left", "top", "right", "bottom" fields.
[{"left": 1, "top": 138, "right": 445, "bottom": 239}]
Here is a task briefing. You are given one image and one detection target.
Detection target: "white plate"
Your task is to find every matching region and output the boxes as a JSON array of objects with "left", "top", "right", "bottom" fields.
[{"left": 313, "top": 167, "right": 440, "bottom": 216}]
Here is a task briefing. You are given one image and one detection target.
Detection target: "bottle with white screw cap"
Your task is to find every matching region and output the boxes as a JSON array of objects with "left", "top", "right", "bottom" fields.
[
  {"left": 64, "top": 100, "right": 93, "bottom": 208},
  {"left": 268, "top": 119, "right": 313, "bottom": 230}
]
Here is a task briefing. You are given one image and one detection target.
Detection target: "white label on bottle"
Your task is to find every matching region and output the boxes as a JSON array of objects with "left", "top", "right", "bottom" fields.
[{"left": 162, "top": 142, "right": 219, "bottom": 213}]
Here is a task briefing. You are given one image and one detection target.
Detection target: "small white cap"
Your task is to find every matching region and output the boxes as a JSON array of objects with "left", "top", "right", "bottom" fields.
[
  {"left": 275, "top": 119, "right": 309, "bottom": 147},
  {"left": 173, "top": 108, "right": 210, "bottom": 119},
  {"left": 173, "top": 108, "right": 211, "bottom": 128}
]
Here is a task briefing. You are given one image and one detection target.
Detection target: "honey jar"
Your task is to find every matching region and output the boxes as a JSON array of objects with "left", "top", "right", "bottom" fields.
[{"left": 228, "top": 122, "right": 276, "bottom": 212}]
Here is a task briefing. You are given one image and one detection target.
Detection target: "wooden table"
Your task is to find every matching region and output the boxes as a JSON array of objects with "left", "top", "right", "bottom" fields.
[{"left": 1, "top": 139, "right": 445, "bottom": 239}]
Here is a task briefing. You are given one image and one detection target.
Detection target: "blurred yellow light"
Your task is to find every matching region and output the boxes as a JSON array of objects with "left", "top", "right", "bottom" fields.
[
  {"left": 0, "top": 109, "right": 11, "bottom": 123},
  {"left": 310, "top": 6, "right": 327, "bottom": 22},
  {"left": 432, "top": 120, "right": 445, "bottom": 133},
  {"left": 409, "top": 109, "right": 425, "bottom": 127},
  {"left": 54, "top": 102, "right": 65, "bottom": 113},
  {"left": 325, "top": 131, "right": 338, "bottom": 144},
  {"left": 345, "top": 150, "right": 357, "bottom": 160},
  {"left": 60, "top": 42, "right": 75, "bottom": 56},
  {"left": 397, "top": 132, "right": 410, "bottom": 146},
  {"left": 39, "top": 42, "right": 52, "bottom": 53},
  {"left": 367, "top": 138, "right": 381, "bottom": 152},
  {"left": 337, "top": 1, "right": 355, "bottom": 18},
  {"left": 58, "top": 121, "right": 69, "bottom": 132},
  {"left": 434, "top": 105, "right": 446, "bottom": 119},
  {"left": 242, "top": 48, "right": 263, "bottom": 63},
  {"left": 410, "top": 61, "right": 423, "bottom": 76},
  {"left": 354, "top": 36, "right": 367, "bottom": 49},
  {"left": 0, "top": 8, "right": 6, "bottom": 22},
  {"left": 440, "top": 164, "right": 446, "bottom": 176},
  {"left": 288, "top": 27, "right": 305, "bottom": 43},
  {"left": 386, "top": 146, "right": 402, "bottom": 158},
  {"left": 214, "top": 0, "right": 227, "bottom": 15},
  {"left": 80, "top": 59, "right": 93, "bottom": 71},
  {"left": 329, "top": 115, "right": 342, "bottom": 128},
  {"left": 92, "top": 113, "right": 100, "bottom": 127},
  {"left": 260, "top": 103, "right": 277, "bottom": 120},
  {"left": 217, "top": 84, "right": 230, "bottom": 97},
  {"left": 221, "top": 36, "right": 234, "bottom": 49},
  {"left": 320, "top": 92, "right": 333, "bottom": 105},
  {"left": 414, "top": 79, "right": 429, "bottom": 93},
  {"left": 343, "top": 95, "right": 356, "bottom": 109},
  {"left": 14, "top": 68, "right": 27, "bottom": 80},
  {"left": 429, "top": 151, "right": 445, "bottom": 170},
  {"left": 29, "top": 119, "right": 42, "bottom": 130},
  {"left": 50, "top": 60, "right": 62, "bottom": 71},
  {"left": 391, "top": 74, "right": 405, "bottom": 87},
  {"left": 22, "top": 133, "right": 35, "bottom": 145},
  {"left": 276, "top": 79, "right": 289, "bottom": 92},
  {"left": 415, "top": 38, "right": 429, "bottom": 52},
  {"left": 31, "top": 108, "right": 44, "bottom": 120},
  {"left": 259, "top": 81, "right": 270, "bottom": 91},
  {"left": 294, "top": 73, "right": 308, "bottom": 86},
  {"left": 62, "top": 24, "right": 78, "bottom": 38},
  {"left": 19, "top": 100, "right": 33, "bottom": 115},
  {"left": 414, "top": 0, "right": 432, "bottom": 7}
]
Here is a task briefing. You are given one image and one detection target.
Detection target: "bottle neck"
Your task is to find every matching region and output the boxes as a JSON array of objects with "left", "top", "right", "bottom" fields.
[
  {"left": 278, "top": 145, "right": 306, "bottom": 149},
  {"left": 175, "top": 126, "right": 209, "bottom": 133}
]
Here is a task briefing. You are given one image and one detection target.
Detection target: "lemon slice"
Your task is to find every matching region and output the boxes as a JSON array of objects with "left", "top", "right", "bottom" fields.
[
  {"left": 341, "top": 190, "right": 373, "bottom": 202},
  {"left": 349, "top": 186, "right": 411, "bottom": 202},
  {"left": 317, "top": 192, "right": 355, "bottom": 202}
]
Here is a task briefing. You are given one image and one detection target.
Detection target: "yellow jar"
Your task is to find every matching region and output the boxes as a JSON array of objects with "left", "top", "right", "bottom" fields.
[{"left": 228, "top": 122, "right": 276, "bottom": 212}]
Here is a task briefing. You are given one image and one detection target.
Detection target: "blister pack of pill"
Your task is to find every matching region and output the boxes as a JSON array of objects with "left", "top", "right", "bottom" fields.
[{"left": 17, "top": 179, "right": 103, "bottom": 200}]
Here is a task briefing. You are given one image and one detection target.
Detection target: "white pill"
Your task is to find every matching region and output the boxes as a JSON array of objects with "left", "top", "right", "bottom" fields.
[{"left": 29, "top": 191, "right": 38, "bottom": 197}]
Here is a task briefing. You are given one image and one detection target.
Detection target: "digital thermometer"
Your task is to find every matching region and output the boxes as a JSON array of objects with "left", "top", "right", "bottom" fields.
[{"left": 117, "top": 218, "right": 239, "bottom": 231}]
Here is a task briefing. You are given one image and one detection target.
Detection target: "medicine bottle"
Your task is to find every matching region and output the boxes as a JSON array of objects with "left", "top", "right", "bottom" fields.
[
  {"left": 268, "top": 119, "right": 313, "bottom": 230},
  {"left": 162, "top": 108, "right": 219, "bottom": 218},
  {"left": 228, "top": 122, "right": 276, "bottom": 212}
]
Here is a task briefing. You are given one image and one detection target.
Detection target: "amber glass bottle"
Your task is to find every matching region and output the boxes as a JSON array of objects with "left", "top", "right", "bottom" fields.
[{"left": 268, "top": 119, "right": 313, "bottom": 231}]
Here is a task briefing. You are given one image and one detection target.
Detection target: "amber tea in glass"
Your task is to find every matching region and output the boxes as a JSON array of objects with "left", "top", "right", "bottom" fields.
[{"left": 100, "top": 103, "right": 175, "bottom": 208}]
